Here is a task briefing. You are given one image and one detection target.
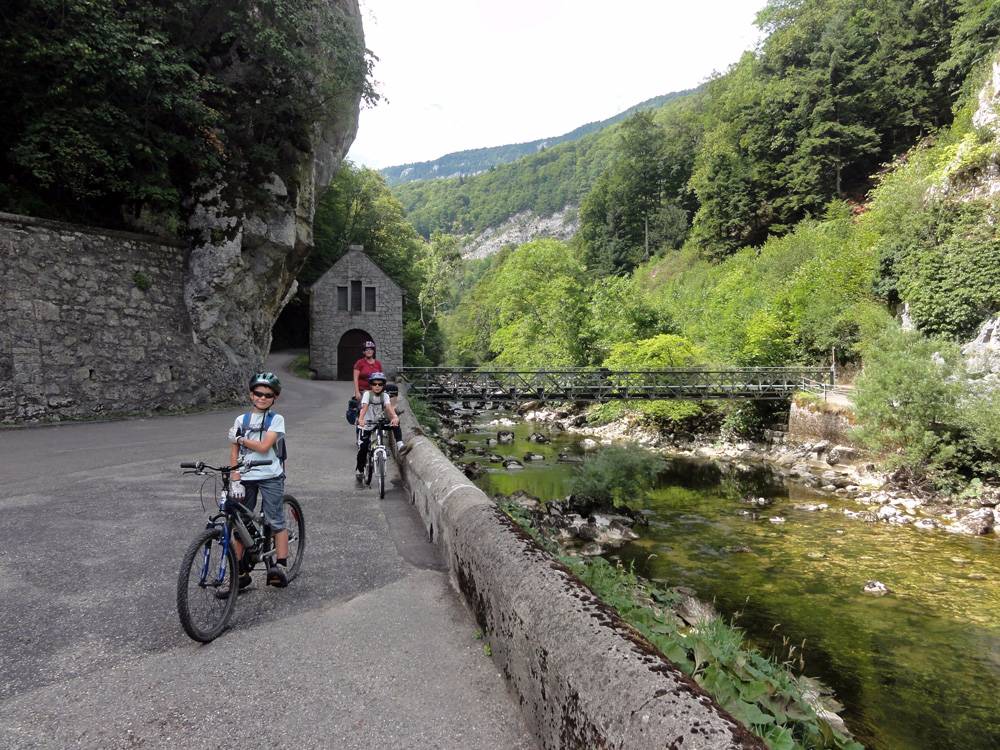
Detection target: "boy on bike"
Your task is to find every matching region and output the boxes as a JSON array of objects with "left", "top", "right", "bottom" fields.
[
  {"left": 354, "top": 372, "right": 404, "bottom": 480},
  {"left": 227, "top": 372, "right": 289, "bottom": 589}
]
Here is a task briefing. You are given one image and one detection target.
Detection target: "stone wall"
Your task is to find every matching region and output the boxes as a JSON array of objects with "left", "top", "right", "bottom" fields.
[
  {"left": 0, "top": 213, "right": 225, "bottom": 423},
  {"left": 787, "top": 399, "right": 856, "bottom": 445},
  {"left": 310, "top": 247, "right": 403, "bottom": 379},
  {"left": 394, "top": 391, "right": 763, "bottom": 750}
]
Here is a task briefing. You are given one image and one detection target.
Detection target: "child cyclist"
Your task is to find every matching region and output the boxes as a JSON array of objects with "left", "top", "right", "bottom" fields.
[
  {"left": 355, "top": 372, "right": 404, "bottom": 480},
  {"left": 226, "top": 372, "right": 289, "bottom": 590}
]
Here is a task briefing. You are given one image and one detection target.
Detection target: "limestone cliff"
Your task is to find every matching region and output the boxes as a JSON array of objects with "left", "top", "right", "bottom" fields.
[{"left": 183, "top": 0, "right": 364, "bottom": 396}]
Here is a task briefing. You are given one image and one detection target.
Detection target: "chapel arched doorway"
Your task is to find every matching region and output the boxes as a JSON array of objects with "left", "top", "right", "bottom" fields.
[{"left": 337, "top": 329, "right": 374, "bottom": 381}]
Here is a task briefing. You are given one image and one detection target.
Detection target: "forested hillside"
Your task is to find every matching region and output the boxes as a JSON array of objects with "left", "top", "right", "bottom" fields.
[
  {"left": 436, "top": 0, "right": 1000, "bottom": 488},
  {"left": 379, "top": 90, "right": 691, "bottom": 186}
]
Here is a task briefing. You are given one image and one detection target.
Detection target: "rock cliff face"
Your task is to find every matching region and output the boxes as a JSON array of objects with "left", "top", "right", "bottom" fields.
[
  {"left": 184, "top": 0, "right": 364, "bottom": 395},
  {"left": 461, "top": 207, "right": 579, "bottom": 260},
  {"left": 933, "top": 53, "right": 1000, "bottom": 202}
]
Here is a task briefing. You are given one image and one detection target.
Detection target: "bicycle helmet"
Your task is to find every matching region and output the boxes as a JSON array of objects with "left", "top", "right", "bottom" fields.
[
  {"left": 363, "top": 340, "right": 376, "bottom": 352},
  {"left": 249, "top": 372, "right": 282, "bottom": 395},
  {"left": 368, "top": 372, "right": 387, "bottom": 385}
]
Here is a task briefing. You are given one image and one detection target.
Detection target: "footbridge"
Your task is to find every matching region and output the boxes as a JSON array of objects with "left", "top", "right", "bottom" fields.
[{"left": 401, "top": 366, "right": 834, "bottom": 402}]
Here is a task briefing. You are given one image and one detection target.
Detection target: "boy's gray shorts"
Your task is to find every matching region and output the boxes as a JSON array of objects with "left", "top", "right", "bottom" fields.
[{"left": 243, "top": 476, "right": 286, "bottom": 531}]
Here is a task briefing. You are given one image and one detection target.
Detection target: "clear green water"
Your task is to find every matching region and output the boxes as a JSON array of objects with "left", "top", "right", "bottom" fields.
[{"left": 454, "top": 416, "right": 1000, "bottom": 750}]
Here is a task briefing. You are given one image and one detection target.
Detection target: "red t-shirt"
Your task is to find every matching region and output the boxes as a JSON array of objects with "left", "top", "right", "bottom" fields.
[{"left": 353, "top": 357, "right": 383, "bottom": 392}]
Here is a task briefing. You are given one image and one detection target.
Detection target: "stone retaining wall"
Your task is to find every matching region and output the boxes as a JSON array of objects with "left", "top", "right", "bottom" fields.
[
  {"left": 395, "top": 391, "right": 764, "bottom": 750},
  {"left": 1, "top": 212, "right": 229, "bottom": 423},
  {"left": 787, "top": 399, "right": 856, "bottom": 445}
]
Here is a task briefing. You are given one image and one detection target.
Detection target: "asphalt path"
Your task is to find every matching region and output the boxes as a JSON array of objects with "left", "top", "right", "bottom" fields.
[{"left": 0, "top": 354, "right": 535, "bottom": 749}]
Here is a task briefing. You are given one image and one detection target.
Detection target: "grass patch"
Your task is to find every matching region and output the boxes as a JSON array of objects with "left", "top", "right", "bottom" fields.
[
  {"left": 289, "top": 354, "right": 313, "bottom": 380},
  {"left": 498, "top": 504, "right": 862, "bottom": 750},
  {"left": 405, "top": 391, "right": 440, "bottom": 432}
]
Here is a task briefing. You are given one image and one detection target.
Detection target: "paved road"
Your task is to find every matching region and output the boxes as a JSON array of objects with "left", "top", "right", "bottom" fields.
[{"left": 0, "top": 354, "right": 535, "bottom": 749}]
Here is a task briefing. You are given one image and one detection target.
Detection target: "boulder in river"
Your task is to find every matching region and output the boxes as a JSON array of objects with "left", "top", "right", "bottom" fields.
[
  {"left": 503, "top": 458, "right": 524, "bottom": 470},
  {"left": 497, "top": 430, "right": 515, "bottom": 444},
  {"left": 462, "top": 462, "right": 485, "bottom": 479},
  {"left": 862, "top": 580, "right": 891, "bottom": 596},
  {"left": 557, "top": 453, "right": 584, "bottom": 464},
  {"left": 523, "top": 452, "right": 545, "bottom": 462},
  {"left": 945, "top": 507, "right": 996, "bottom": 536},
  {"left": 528, "top": 432, "right": 550, "bottom": 443}
]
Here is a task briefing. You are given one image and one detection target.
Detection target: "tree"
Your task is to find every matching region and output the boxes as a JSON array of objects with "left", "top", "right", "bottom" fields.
[
  {"left": 416, "top": 232, "right": 462, "bottom": 358},
  {"left": 580, "top": 112, "right": 692, "bottom": 274}
]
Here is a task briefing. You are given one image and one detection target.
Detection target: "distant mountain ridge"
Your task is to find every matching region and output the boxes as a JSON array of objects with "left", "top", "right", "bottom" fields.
[{"left": 380, "top": 89, "right": 693, "bottom": 186}]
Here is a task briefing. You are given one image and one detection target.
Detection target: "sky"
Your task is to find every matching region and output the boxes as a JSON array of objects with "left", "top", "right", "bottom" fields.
[{"left": 347, "top": 0, "right": 768, "bottom": 170}]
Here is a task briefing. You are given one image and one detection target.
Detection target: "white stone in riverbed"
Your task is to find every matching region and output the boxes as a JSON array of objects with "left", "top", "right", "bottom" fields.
[
  {"left": 769, "top": 516, "right": 786, "bottom": 524},
  {"left": 863, "top": 580, "right": 892, "bottom": 595}
]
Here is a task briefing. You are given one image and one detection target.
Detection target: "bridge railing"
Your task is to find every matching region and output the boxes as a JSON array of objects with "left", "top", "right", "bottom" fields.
[{"left": 400, "top": 366, "right": 834, "bottom": 402}]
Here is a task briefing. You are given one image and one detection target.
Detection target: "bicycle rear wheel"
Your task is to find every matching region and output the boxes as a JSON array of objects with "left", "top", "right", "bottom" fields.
[
  {"left": 376, "top": 453, "right": 386, "bottom": 499},
  {"left": 364, "top": 449, "right": 374, "bottom": 487},
  {"left": 281, "top": 495, "right": 306, "bottom": 582},
  {"left": 177, "top": 527, "right": 238, "bottom": 642}
]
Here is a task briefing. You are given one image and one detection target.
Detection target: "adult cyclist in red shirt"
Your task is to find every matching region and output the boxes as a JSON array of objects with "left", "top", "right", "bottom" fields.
[{"left": 353, "top": 340, "right": 383, "bottom": 400}]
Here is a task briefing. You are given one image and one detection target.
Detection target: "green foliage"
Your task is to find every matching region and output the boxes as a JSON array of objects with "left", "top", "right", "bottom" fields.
[
  {"left": 132, "top": 271, "right": 152, "bottom": 292},
  {"left": 568, "top": 446, "right": 667, "bottom": 508},
  {"left": 0, "top": 0, "right": 374, "bottom": 229},
  {"left": 853, "top": 326, "right": 966, "bottom": 480},
  {"left": 893, "top": 199, "right": 1000, "bottom": 339},
  {"left": 404, "top": 392, "right": 440, "bottom": 433},
  {"left": 580, "top": 111, "right": 696, "bottom": 274},
  {"left": 289, "top": 354, "right": 313, "bottom": 380},
  {"left": 444, "top": 239, "right": 588, "bottom": 367},
  {"left": 579, "top": 276, "right": 673, "bottom": 366}
]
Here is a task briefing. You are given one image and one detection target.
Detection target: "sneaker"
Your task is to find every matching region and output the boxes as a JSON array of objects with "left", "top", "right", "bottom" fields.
[
  {"left": 397, "top": 441, "right": 411, "bottom": 455},
  {"left": 215, "top": 573, "right": 252, "bottom": 599},
  {"left": 267, "top": 564, "right": 288, "bottom": 588},
  {"left": 355, "top": 469, "right": 363, "bottom": 480}
]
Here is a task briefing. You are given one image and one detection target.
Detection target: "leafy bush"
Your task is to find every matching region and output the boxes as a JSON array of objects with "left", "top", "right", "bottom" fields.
[
  {"left": 853, "top": 326, "right": 965, "bottom": 481},
  {"left": 569, "top": 446, "right": 666, "bottom": 508}
]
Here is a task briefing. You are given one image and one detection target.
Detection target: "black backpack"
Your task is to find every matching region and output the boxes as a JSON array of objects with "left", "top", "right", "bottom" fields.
[{"left": 240, "top": 411, "right": 287, "bottom": 470}]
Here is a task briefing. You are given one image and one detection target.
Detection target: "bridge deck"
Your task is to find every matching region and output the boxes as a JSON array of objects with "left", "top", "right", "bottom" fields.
[{"left": 401, "top": 367, "right": 834, "bottom": 402}]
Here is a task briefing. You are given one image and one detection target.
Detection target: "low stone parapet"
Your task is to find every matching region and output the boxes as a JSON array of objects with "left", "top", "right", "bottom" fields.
[{"left": 395, "top": 391, "right": 763, "bottom": 750}]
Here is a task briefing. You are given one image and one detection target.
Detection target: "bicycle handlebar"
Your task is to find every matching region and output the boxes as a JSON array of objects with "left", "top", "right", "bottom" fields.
[{"left": 179, "top": 459, "right": 272, "bottom": 472}]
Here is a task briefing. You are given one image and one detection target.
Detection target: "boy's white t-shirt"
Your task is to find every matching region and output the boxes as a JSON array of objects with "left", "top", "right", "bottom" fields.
[
  {"left": 360, "top": 390, "right": 390, "bottom": 428},
  {"left": 234, "top": 411, "right": 285, "bottom": 480}
]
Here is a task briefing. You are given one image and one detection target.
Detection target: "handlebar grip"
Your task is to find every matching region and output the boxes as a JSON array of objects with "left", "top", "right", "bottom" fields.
[
  {"left": 180, "top": 462, "right": 197, "bottom": 468},
  {"left": 247, "top": 459, "right": 273, "bottom": 467}
]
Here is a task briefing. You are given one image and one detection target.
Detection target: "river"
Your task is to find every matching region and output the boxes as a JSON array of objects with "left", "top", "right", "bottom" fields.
[{"left": 452, "top": 412, "right": 1000, "bottom": 750}]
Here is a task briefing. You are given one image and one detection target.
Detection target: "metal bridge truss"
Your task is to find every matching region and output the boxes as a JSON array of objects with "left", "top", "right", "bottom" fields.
[{"left": 400, "top": 367, "right": 835, "bottom": 403}]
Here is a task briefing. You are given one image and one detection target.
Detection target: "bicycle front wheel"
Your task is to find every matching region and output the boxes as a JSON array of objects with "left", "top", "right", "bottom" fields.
[
  {"left": 364, "top": 450, "right": 374, "bottom": 487},
  {"left": 282, "top": 495, "right": 306, "bottom": 583},
  {"left": 376, "top": 453, "right": 386, "bottom": 499},
  {"left": 177, "top": 527, "right": 238, "bottom": 643}
]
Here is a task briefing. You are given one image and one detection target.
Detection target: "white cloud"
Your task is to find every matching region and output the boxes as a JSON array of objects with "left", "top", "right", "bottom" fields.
[{"left": 348, "top": 0, "right": 766, "bottom": 169}]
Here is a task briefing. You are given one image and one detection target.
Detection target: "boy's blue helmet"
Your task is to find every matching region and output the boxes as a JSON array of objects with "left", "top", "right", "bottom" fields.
[{"left": 368, "top": 372, "right": 387, "bottom": 384}]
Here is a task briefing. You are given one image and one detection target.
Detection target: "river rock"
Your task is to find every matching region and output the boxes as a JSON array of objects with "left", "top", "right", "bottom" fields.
[
  {"left": 528, "top": 432, "right": 550, "bottom": 443},
  {"left": 945, "top": 507, "right": 996, "bottom": 536},
  {"left": 580, "top": 438, "right": 599, "bottom": 451},
  {"left": 516, "top": 400, "right": 541, "bottom": 413},
  {"left": 913, "top": 518, "right": 943, "bottom": 531},
  {"left": 503, "top": 458, "right": 524, "bottom": 470},
  {"left": 557, "top": 453, "right": 584, "bottom": 464},
  {"left": 486, "top": 452, "right": 504, "bottom": 463},
  {"left": 462, "top": 462, "right": 484, "bottom": 479},
  {"left": 769, "top": 516, "right": 786, "bottom": 524},
  {"left": 742, "top": 495, "right": 773, "bottom": 508},
  {"left": 523, "top": 452, "right": 545, "bottom": 462},
  {"left": 723, "top": 545, "right": 753, "bottom": 554},
  {"left": 793, "top": 502, "right": 829, "bottom": 512},
  {"left": 497, "top": 430, "right": 515, "bottom": 444},
  {"left": 862, "top": 580, "right": 891, "bottom": 596},
  {"left": 675, "top": 592, "right": 718, "bottom": 627}
]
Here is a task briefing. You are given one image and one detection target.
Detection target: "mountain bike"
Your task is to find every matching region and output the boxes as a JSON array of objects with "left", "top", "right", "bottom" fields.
[
  {"left": 176, "top": 460, "right": 306, "bottom": 642},
  {"left": 362, "top": 416, "right": 393, "bottom": 499}
]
